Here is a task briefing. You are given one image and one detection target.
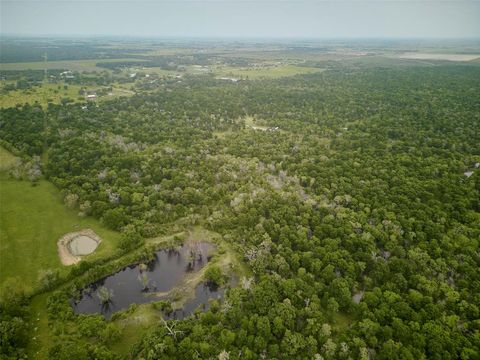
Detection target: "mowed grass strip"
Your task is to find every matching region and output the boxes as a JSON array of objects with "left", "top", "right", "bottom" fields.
[{"left": 0, "top": 171, "right": 120, "bottom": 291}]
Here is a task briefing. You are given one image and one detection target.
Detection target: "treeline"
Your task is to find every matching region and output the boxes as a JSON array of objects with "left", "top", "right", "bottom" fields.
[{"left": 0, "top": 40, "right": 146, "bottom": 63}]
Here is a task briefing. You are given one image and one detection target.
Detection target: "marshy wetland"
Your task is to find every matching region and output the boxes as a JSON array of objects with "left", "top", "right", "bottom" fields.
[{"left": 72, "top": 242, "right": 222, "bottom": 318}]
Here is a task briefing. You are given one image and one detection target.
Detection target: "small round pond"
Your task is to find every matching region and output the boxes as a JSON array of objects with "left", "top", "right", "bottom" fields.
[
  {"left": 72, "top": 242, "right": 227, "bottom": 319},
  {"left": 68, "top": 235, "right": 99, "bottom": 256}
]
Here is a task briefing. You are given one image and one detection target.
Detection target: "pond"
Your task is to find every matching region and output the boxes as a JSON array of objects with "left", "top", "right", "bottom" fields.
[
  {"left": 72, "top": 242, "right": 221, "bottom": 319},
  {"left": 68, "top": 235, "right": 99, "bottom": 256}
]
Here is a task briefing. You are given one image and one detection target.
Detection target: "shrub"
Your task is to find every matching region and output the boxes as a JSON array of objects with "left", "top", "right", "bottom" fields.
[{"left": 204, "top": 265, "right": 225, "bottom": 286}]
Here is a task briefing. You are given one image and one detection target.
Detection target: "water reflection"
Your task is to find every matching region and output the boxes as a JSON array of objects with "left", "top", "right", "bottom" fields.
[{"left": 72, "top": 242, "right": 214, "bottom": 319}]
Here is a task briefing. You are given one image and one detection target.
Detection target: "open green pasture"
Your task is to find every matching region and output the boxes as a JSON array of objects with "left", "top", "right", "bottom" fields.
[{"left": 0, "top": 149, "right": 120, "bottom": 291}]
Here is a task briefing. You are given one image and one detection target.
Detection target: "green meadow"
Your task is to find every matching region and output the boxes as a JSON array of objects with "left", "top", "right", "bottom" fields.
[
  {"left": 0, "top": 82, "right": 84, "bottom": 108},
  {"left": 0, "top": 81, "right": 135, "bottom": 108},
  {"left": 0, "top": 146, "right": 18, "bottom": 171},
  {"left": 0, "top": 149, "right": 120, "bottom": 291}
]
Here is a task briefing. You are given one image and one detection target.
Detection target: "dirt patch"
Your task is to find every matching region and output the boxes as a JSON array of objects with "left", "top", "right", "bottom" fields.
[{"left": 57, "top": 229, "right": 101, "bottom": 265}]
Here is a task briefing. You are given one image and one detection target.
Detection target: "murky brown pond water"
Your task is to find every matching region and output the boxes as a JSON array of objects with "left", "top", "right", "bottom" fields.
[
  {"left": 68, "top": 235, "right": 99, "bottom": 256},
  {"left": 72, "top": 242, "right": 230, "bottom": 319}
]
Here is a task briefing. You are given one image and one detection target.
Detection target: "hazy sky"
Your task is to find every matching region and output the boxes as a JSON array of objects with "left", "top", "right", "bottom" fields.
[{"left": 1, "top": 0, "right": 480, "bottom": 38}]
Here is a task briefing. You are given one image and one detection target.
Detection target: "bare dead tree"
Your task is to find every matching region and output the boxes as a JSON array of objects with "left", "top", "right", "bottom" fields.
[{"left": 161, "top": 319, "right": 183, "bottom": 341}]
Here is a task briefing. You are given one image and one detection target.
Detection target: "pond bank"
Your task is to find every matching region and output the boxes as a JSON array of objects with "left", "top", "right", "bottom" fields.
[{"left": 57, "top": 229, "right": 102, "bottom": 265}]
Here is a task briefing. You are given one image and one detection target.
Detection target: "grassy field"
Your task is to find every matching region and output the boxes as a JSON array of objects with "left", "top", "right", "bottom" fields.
[
  {"left": 0, "top": 81, "right": 135, "bottom": 108},
  {"left": 0, "top": 148, "right": 120, "bottom": 290},
  {"left": 0, "top": 146, "right": 18, "bottom": 171},
  {"left": 135, "top": 66, "right": 178, "bottom": 76},
  {"left": 0, "top": 82, "right": 84, "bottom": 108},
  {"left": 214, "top": 64, "right": 324, "bottom": 79},
  {"left": 0, "top": 58, "right": 146, "bottom": 72}
]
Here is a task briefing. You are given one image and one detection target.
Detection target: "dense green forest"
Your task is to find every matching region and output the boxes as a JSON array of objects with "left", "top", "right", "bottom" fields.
[{"left": 1, "top": 48, "right": 480, "bottom": 359}]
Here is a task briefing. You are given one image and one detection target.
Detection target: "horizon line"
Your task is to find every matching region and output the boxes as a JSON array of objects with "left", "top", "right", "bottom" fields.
[{"left": 2, "top": 34, "right": 480, "bottom": 40}]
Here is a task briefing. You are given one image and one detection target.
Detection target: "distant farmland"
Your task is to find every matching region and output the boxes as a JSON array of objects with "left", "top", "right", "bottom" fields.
[
  {"left": 0, "top": 58, "right": 147, "bottom": 72},
  {"left": 214, "top": 65, "right": 325, "bottom": 79}
]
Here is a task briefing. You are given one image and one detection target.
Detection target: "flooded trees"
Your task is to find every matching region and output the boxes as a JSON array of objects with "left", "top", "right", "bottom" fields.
[
  {"left": 96, "top": 286, "right": 113, "bottom": 305},
  {"left": 185, "top": 234, "right": 203, "bottom": 269},
  {"left": 137, "top": 272, "right": 150, "bottom": 291}
]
